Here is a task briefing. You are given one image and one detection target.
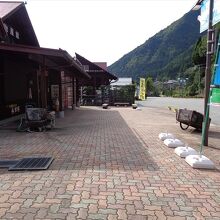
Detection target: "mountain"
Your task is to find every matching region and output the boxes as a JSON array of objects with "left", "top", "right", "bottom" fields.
[{"left": 108, "top": 10, "right": 200, "bottom": 81}]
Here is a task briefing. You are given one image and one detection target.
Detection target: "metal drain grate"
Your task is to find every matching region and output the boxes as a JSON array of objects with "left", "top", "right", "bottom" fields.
[
  {"left": 9, "top": 157, "right": 54, "bottom": 171},
  {"left": 0, "top": 160, "right": 19, "bottom": 168}
]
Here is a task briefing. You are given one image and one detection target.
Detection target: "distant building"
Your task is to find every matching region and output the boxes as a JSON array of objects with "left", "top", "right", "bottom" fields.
[
  {"left": 75, "top": 53, "right": 117, "bottom": 106},
  {"left": 110, "top": 78, "right": 135, "bottom": 106},
  {"left": 163, "top": 80, "right": 179, "bottom": 90},
  {"left": 111, "top": 77, "right": 133, "bottom": 86}
]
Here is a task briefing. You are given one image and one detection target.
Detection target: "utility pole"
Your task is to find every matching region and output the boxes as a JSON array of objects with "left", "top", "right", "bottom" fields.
[{"left": 204, "top": 0, "right": 214, "bottom": 146}]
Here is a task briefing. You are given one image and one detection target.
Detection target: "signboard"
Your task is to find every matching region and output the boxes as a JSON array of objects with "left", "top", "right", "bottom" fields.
[
  {"left": 199, "top": 0, "right": 220, "bottom": 33},
  {"left": 199, "top": 0, "right": 209, "bottom": 33},
  {"left": 139, "top": 78, "right": 146, "bottom": 100},
  {"left": 51, "top": 85, "right": 59, "bottom": 99},
  {"left": 213, "top": 0, "right": 220, "bottom": 25},
  {"left": 211, "top": 50, "right": 220, "bottom": 105}
]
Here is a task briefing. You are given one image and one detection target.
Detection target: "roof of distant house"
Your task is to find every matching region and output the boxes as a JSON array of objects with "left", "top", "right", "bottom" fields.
[
  {"left": 166, "top": 80, "right": 178, "bottom": 84},
  {"left": 111, "top": 77, "right": 133, "bottom": 86}
]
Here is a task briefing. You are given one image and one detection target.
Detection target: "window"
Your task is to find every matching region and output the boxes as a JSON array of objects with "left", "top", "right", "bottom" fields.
[
  {"left": 10, "top": 27, "right": 14, "bottom": 36},
  {"left": 3, "top": 23, "right": 8, "bottom": 33},
  {"left": 83, "top": 65, "right": 89, "bottom": 71},
  {"left": 15, "top": 31, "right": 20, "bottom": 39}
]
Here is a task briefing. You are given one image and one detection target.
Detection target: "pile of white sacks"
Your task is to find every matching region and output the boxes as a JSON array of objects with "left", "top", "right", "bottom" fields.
[{"left": 158, "top": 132, "right": 215, "bottom": 169}]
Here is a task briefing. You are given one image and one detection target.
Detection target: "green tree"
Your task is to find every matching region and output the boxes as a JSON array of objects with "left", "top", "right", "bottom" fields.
[
  {"left": 192, "top": 36, "right": 207, "bottom": 65},
  {"left": 145, "top": 77, "right": 154, "bottom": 96},
  {"left": 184, "top": 66, "right": 204, "bottom": 96}
]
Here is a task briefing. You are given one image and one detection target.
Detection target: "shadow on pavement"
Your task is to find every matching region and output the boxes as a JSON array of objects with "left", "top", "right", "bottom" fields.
[{"left": 0, "top": 108, "right": 159, "bottom": 172}]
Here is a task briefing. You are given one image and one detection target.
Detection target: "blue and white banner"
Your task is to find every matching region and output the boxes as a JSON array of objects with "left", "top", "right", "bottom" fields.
[
  {"left": 198, "top": 0, "right": 209, "bottom": 33},
  {"left": 198, "top": 0, "right": 220, "bottom": 33},
  {"left": 214, "top": 50, "right": 220, "bottom": 85},
  {"left": 213, "top": 0, "right": 220, "bottom": 26}
]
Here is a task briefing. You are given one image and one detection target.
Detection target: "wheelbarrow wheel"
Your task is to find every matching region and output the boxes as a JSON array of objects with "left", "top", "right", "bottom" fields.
[{"left": 180, "top": 122, "right": 189, "bottom": 130}]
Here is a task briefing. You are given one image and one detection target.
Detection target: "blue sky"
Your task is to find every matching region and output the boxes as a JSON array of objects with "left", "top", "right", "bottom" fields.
[{"left": 25, "top": 0, "right": 198, "bottom": 65}]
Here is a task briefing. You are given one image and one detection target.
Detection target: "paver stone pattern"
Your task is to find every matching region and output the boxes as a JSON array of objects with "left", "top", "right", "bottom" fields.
[{"left": 0, "top": 106, "right": 219, "bottom": 220}]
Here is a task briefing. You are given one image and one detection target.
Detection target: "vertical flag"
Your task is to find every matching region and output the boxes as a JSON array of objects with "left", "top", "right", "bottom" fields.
[{"left": 139, "top": 78, "right": 146, "bottom": 100}]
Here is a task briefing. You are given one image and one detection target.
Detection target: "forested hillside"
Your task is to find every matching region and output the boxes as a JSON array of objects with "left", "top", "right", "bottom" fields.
[{"left": 108, "top": 10, "right": 200, "bottom": 81}]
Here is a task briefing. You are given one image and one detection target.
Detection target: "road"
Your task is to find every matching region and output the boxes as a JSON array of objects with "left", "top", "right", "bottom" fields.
[{"left": 137, "top": 97, "right": 220, "bottom": 126}]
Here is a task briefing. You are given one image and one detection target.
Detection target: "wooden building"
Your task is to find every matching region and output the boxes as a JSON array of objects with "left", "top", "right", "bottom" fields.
[
  {"left": 75, "top": 53, "right": 117, "bottom": 105},
  {"left": 0, "top": 1, "right": 90, "bottom": 120}
]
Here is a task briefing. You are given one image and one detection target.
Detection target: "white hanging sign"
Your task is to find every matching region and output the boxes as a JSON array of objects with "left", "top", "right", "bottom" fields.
[{"left": 198, "top": 0, "right": 220, "bottom": 33}]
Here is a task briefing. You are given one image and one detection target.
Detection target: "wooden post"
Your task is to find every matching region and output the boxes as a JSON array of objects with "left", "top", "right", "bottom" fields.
[
  {"left": 59, "top": 71, "right": 63, "bottom": 111},
  {"left": 36, "top": 70, "right": 40, "bottom": 107},
  {"left": 204, "top": 0, "right": 214, "bottom": 146},
  {"left": 73, "top": 77, "right": 76, "bottom": 109},
  {"left": 93, "top": 76, "right": 97, "bottom": 105},
  {"left": 40, "top": 56, "right": 47, "bottom": 108}
]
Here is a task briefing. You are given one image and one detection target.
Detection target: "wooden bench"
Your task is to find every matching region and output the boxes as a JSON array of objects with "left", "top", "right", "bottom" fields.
[{"left": 17, "top": 108, "right": 55, "bottom": 132}]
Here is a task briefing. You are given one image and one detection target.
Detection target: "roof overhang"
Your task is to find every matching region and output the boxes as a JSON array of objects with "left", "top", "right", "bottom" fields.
[
  {"left": 75, "top": 53, "right": 118, "bottom": 81},
  {"left": 0, "top": 1, "right": 39, "bottom": 46},
  {"left": 0, "top": 1, "right": 23, "bottom": 20},
  {"left": 192, "top": 0, "right": 203, "bottom": 10},
  {"left": 0, "top": 43, "right": 91, "bottom": 79}
]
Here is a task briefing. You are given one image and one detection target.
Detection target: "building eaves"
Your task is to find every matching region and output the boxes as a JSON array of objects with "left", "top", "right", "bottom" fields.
[
  {"left": 75, "top": 53, "right": 117, "bottom": 80},
  {"left": 0, "top": 42, "right": 90, "bottom": 79}
]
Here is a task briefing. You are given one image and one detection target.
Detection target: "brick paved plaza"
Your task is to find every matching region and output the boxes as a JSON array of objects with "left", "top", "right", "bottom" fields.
[{"left": 0, "top": 106, "right": 219, "bottom": 220}]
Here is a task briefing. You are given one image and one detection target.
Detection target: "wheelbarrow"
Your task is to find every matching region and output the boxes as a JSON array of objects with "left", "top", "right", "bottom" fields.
[{"left": 176, "top": 108, "right": 211, "bottom": 131}]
